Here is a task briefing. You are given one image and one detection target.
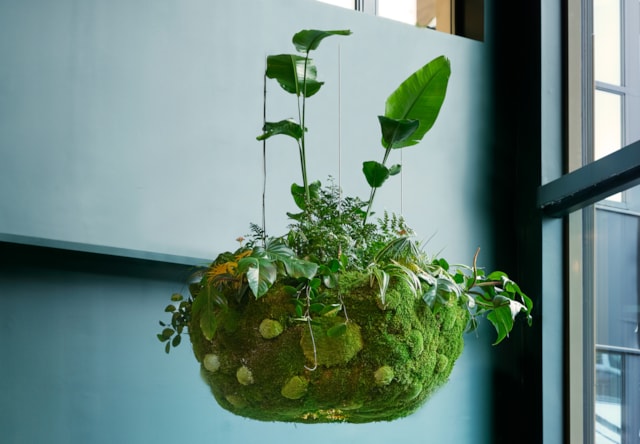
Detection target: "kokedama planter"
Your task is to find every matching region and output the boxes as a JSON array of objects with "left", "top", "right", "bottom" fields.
[
  {"left": 157, "top": 28, "right": 533, "bottom": 426},
  {"left": 189, "top": 272, "right": 468, "bottom": 423}
]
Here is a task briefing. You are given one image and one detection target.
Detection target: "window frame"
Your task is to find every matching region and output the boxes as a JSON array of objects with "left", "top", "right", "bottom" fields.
[{"left": 541, "top": 1, "right": 640, "bottom": 442}]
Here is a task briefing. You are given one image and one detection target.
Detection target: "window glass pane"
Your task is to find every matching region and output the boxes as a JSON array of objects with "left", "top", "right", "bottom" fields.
[
  {"left": 594, "top": 0, "right": 621, "bottom": 85},
  {"left": 378, "top": 0, "right": 418, "bottom": 25},
  {"left": 594, "top": 90, "right": 623, "bottom": 201},
  {"left": 595, "top": 350, "right": 623, "bottom": 443},
  {"left": 593, "top": 202, "right": 640, "bottom": 443},
  {"left": 594, "top": 90, "right": 622, "bottom": 161},
  {"left": 317, "top": 0, "right": 354, "bottom": 8}
]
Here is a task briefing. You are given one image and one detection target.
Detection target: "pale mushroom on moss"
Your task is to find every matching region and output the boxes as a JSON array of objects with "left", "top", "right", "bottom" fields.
[
  {"left": 236, "top": 365, "right": 254, "bottom": 385},
  {"left": 259, "top": 319, "right": 284, "bottom": 339},
  {"left": 203, "top": 353, "right": 220, "bottom": 372}
]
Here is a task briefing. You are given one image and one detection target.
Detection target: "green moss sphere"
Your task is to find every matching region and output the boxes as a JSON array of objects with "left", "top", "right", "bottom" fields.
[{"left": 191, "top": 272, "right": 467, "bottom": 423}]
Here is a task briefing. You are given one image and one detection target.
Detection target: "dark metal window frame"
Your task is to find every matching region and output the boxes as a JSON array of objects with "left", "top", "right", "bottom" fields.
[{"left": 541, "top": 1, "right": 640, "bottom": 442}]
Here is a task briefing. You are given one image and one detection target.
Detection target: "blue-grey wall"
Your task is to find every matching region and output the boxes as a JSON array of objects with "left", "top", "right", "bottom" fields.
[{"left": 0, "top": 0, "right": 500, "bottom": 442}]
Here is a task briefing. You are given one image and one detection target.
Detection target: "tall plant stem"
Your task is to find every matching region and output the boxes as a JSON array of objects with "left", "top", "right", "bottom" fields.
[
  {"left": 261, "top": 62, "right": 268, "bottom": 246},
  {"left": 298, "top": 51, "right": 311, "bottom": 204}
]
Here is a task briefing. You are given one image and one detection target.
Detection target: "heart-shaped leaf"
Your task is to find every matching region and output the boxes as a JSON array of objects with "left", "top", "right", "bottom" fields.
[
  {"left": 362, "top": 161, "right": 390, "bottom": 188},
  {"left": 378, "top": 115, "right": 420, "bottom": 148},
  {"left": 291, "top": 181, "right": 320, "bottom": 210}
]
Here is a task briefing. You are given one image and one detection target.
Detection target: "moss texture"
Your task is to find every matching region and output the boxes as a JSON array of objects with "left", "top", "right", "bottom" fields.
[{"left": 190, "top": 272, "right": 468, "bottom": 423}]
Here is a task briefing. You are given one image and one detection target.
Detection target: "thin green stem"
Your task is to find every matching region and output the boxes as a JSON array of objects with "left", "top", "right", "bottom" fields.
[{"left": 299, "top": 51, "right": 311, "bottom": 204}]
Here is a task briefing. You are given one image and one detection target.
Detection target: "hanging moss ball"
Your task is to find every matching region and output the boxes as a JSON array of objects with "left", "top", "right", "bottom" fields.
[{"left": 190, "top": 271, "right": 468, "bottom": 423}]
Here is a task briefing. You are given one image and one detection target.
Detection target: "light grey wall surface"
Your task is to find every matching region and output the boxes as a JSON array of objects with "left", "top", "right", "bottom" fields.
[
  {"left": 0, "top": 0, "right": 490, "bottom": 267},
  {"left": 0, "top": 0, "right": 498, "bottom": 442}
]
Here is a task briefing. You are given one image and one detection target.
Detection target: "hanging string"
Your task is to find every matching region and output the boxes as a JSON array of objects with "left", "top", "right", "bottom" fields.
[
  {"left": 400, "top": 150, "right": 404, "bottom": 215},
  {"left": 337, "top": 44, "right": 350, "bottom": 323},
  {"left": 338, "top": 45, "right": 343, "bottom": 201},
  {"left": 261, "top": 57, "right": 268, "bottom": 247}
]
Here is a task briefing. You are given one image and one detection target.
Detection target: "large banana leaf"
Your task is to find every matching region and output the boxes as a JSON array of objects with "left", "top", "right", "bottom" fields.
[
  {"left": 292, "top": 29, "right": 352, "bottom": 53},
  {"left": 384, "top": 56, "right": 451, "bottom": 148}
]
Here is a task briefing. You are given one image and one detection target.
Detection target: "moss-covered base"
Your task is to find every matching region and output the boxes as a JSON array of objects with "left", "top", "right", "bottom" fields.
[{"left": 189, "top": 272, "right": 467, "bottom": 423}]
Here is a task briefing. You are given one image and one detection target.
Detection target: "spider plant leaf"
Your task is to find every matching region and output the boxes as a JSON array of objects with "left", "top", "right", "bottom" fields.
[
  {"left": 384, "top": 55, "right": 451, "bottom": 148},
  {"left": 266, "top": 54, "right": 323, "bottom": 97},
  {"left": 362, "top": 161, "right": 389, "bottom": 188},
  {"left": 292, "top": 29, "right": 352, "bottom": 52},
  {"left": 369, "top": 266, "right": 390, "bottom": 305},
  {"left": 378, "top": 115, "right": 420, "bottom": 149},
  {"left": 257, "top": 119, "right": 305, "bottom": 141}
]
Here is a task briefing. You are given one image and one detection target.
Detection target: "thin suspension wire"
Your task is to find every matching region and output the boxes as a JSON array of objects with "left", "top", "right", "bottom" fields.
[
  {"left": 337, "top": 44, "right": 349, "bottom": 322},
  {"left": 338, "top": 44, "right": 342, "bottom": 201},
  {"left": 261, "top": 57, "right": 268, "bottom": 246},
  {"left": 400, "top": 150, "right": 404, "bottom": 215}
]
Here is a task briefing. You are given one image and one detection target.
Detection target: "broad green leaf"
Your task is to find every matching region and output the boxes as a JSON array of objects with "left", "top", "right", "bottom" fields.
[
  {"left": 193, "top": 285, "right": 219, "bottom": 341},
  {"left": 378, "top": 115, "right": 420, "bottom": 149},
  {"left": 388, "top": 164, "right": 402, "bottom": 176},
  {"left": 284, "top": 258, "right": 318, "bottom": 280},
  {"left": 321, "top": 304, "right": 342, "bottom": 317},
  {"left": 257, "top": 119, "right": 304, "bottom": 141},
  {"left": 327, "top": 259, "right": 342, "bottom": 273},
  {"left": 291, "top": 180, "right": 321, "bottom": 210},
  {"left": 363, "top": 161, "right": 389, "bottom": 188},
  {"left": 487, "top": 305, "right": 514, "bottom": 345},
  {"left": 309, "top": 277, "right": 321, "bottom": 289},
  {"left": 170, "top": 293, "right": 183, "bottom": 302},
  {"left": 292, "top": 29, "right": 352, "bottom": 52},
  {"left": 486, "top": 270, "right": 508, "bottom": 281},
  {"left": 171, "top": 334, "right": 182, "bottom": 347},
  {"left": 266, "top": 54, "right": 323, "bottom": 97},
  {"left": 384, "top": 55, "right": 451, "bottom": 148},
  {"left": 237, "top": 257, "right": 277, "bottom": 298},
  {"left": 164, "top": 304, "right": 176, "bottom": 313},
  {"left": 262, "top": 238, "right": 296, "bottom": 261},
  {"left": 322, "top": 271, "right": 338, "bottom": 289},
  {"left": 326, "top": 322, "right": 348, "bottom": 337}
]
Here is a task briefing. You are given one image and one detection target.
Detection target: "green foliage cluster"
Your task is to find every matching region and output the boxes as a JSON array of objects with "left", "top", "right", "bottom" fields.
[
  {"left": 285, "top": 178, "right": 412, "bottom": 270},
  {"left": 157, "top": 293, "right": 191, "bottom": 353}
]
